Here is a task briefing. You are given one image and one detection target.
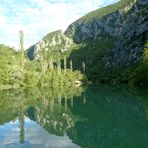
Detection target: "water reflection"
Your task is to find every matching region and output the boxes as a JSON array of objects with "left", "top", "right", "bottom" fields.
[
  {"left": 0, "top": 86, "right": 148, "bottom": 148},
  {"left": 0, "top": 117, "right": 79, "bottom": 148},
  {"left": 0, "top": 86, "right": 84, "bottom": 148}
]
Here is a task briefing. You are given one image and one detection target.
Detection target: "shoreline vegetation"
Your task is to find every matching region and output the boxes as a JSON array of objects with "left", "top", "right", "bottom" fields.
[
  {"left": 0, "top": 42, "right": 147, "bottom": 90},
  {"left": 0, "top": 31, "right": 89, "bottom": 89},
  {"left": 0, "top": 43, "right": 88, "bottom": 90},
  {"left": 0, "top": 31, "right": 91, "bottom": 90}
]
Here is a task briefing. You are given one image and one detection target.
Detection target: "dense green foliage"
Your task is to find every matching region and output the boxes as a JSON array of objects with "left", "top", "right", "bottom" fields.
[
  {"left": 96, "top": 41, "right": 148, "bottom": 87},
  {"left": 129, "top": 41, "right": 148, "bottom": 86},
  {"left": 67, "top": 37, "right": 116, "bottom": 79},
  {"left": 0, "top": 45, "right": 86, "bottom": 89},
  {"left": 0, "top": 44, "right": 23, "bottom": 86}
]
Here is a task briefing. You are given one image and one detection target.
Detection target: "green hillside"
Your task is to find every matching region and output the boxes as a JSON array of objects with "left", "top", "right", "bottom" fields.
[
  {"left": 26, "top": 0, "right": 148, "bottom": 87},
  {"left": 75, "top": 0, "right": 135, "bottom": 23},
  {"left": 0, "top": 44, "right": 86, "bottom": 89}
]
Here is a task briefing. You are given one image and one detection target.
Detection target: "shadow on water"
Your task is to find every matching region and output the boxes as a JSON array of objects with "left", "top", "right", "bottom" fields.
[{"left": 0, "top": 85, "right": 148, "bottom": 148}]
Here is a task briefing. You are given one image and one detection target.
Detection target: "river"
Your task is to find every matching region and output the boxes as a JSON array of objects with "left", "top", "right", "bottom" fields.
[{"left": 0, "top": 86, "right": 148, "bottom": 148}]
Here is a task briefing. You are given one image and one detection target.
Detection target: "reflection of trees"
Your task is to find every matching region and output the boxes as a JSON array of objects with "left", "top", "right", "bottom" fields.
[
  {"left": 27, "top": 95, "right": 83, "bottom": 136},
  {"left": 25, "top": 85, "right": 85, "bottom": 136},
  {"left": 18, "top": 107, "right": 25, "bottom": 144},
  {"left": 1, "top": 86, "right": 148, "bottom": 147},
  {"left": 0, "top": 85, "right": 85, "bottom": 145},
  {"left": 0, "top": 85, "right": 90, "bottom": 144},
  {"left": 17, "top": 94, "right": 27, "bottom": 144}
]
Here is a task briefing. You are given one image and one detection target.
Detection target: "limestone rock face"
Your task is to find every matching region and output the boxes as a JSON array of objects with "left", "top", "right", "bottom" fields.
[
  {"left": 27, "top": 30, "right": 73, "bottom": 60},
  {"left": 27, "top": 0, "right": 148, "bottom": 69},
  {"left": 102, "top": 0, "right": 148, "bottom": 67},
  {"left": 64, "top": 0, "right": 148, "bottom": 67},
  {"left": 64, "top": 10, "right": 123, "bottom": 43}
]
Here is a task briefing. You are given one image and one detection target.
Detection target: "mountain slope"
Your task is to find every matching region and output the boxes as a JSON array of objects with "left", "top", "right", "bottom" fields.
[
  {"left": 64, "top": 0, "right": 136, "bottom": 43},
  {"left": 27, "top": 30, "right": 73, "bottom": 60},
  {"left": 26, "top": 0, "right": 148, "bottom": 86}
]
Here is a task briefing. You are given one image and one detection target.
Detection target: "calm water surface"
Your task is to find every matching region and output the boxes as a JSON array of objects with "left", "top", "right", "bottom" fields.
[{"left": 0, "top": 86, "right": 148, "bottom": 148}]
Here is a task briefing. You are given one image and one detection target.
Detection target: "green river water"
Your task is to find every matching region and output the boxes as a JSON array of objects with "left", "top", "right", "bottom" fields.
[{"left": 0, "top": 86, "right": 148, "bottom": 148}]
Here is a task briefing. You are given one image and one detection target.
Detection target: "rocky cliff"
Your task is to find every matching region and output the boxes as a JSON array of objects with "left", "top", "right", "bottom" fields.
[
  {"left": 64, "top": 0, "right": 148, "bottom": 67},
  {"left": 26, "top": 0, "right": 148, "bottom": 85},
  {"left": 27, "top": 30, "right": 73, "bottom": 60}
]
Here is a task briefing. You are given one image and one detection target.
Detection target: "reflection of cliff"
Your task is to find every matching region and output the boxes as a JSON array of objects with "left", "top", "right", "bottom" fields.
[
  {"left": 26, "top": 95, "right": 84, "bottom": 136},
  {"left": 0, "top": 86, "right": 84, "bottom": 146},
  {"left": 0, "top": 85, "right": 84, "bottom": 125}
]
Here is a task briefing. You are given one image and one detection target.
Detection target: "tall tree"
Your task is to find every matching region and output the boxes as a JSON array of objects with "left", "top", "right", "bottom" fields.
[
  {"left": 64, "top": 57, "right": 67, "bottom": 74},
  {"left": 19, "top": 30, "right": 25, "bottom": 73},
  {"left": 49, "top": 58, "right": 54, "bottom": 70},
  {"left": 70, "top": 60, "right": 73, "bottom": 72},
  {"left": 58, "top": 60, "right": 61, "bottom": 74},
  {"left": 19, "top": 30, "right": 24, "bottom": 53}
]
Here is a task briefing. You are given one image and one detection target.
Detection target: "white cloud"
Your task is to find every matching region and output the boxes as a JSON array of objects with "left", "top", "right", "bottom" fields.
[
  {"left": 0, "top": 0, "right": 119, "bottom": 49},
  {"left": 0, "top": 117, "right": 79, "bottom": 147}
]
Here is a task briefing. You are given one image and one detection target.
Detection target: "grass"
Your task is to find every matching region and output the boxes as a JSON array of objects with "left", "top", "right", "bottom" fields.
[{"left": 72, "top": 0, "right": 135, "bottom": 24}]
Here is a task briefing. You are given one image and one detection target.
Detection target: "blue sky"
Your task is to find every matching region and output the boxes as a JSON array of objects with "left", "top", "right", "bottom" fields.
[{"left": 0, "top": 0, "right": 119, "bottom": 49}]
